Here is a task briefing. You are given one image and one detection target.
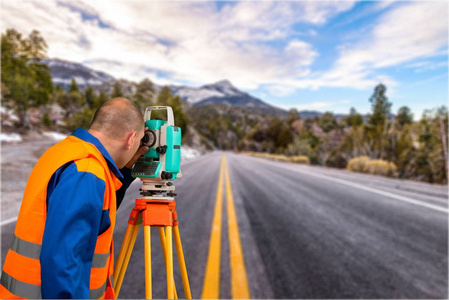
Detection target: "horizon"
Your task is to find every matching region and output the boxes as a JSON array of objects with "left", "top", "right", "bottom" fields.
[{"left": 2, "top": 0, "right": 448, "bottom": 118}]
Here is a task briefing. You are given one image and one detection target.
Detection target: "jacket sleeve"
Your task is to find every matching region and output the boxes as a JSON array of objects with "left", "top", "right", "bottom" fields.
[
  {"left": 116, "top": 167, "right": 136, "bottom": 209},
  {"left": 40, "top": 162, "right": 105, "bottom": 299}
]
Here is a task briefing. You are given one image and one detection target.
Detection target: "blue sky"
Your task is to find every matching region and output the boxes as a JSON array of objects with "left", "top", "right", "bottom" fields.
[{"left": 2, "top": 0, "right": 448, "bottom": 118}]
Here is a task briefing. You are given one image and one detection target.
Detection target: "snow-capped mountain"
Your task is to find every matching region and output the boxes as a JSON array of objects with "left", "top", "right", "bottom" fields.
[
  {"left": 42, "top": 58, "right": 285, "bottom": 114},
  {"left": 42, "top": 58, "right": 115, "bottom": 89},
  {"left": 171, "top": 80, "right": 278, "bottom": 110}
]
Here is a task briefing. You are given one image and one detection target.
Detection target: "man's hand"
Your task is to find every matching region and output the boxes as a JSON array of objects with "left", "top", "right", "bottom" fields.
[{"left": 125, "top": 146, "right": 149, "bottom": 169}]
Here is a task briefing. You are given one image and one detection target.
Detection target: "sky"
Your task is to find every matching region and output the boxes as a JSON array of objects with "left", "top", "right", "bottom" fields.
[{"left": 1, "top": 0, "right": 448, "bottom": 118}]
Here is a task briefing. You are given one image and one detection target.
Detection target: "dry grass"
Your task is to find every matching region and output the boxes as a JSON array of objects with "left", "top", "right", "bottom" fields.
[
  {"left": 347, "top": 156, "right": 398, "bottom": 177},
  {"left": 242, "top": 152, "right": 310, "bottom": 164}
]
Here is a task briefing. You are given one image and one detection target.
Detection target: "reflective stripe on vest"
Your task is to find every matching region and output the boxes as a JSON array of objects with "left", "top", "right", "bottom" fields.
[
  {"left": 0, "top": 135, "right": 121, "bottom": 299},
  {"left": 1, "top": 271, "right": 41, "bottom": 299},
  {"left": 90, "top": 280, "right": 107, "bottom": 299},
  {"left": 1, "top": 270, "right": 108, "bottom": 299},
  {"left": 10, "top": 234, "right": 41, "bottom": 260},
  {"left": 10, "top": 234, "right": 110, "bottom": 269}
]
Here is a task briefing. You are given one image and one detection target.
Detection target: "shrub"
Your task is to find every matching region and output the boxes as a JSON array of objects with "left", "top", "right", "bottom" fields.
[
  {"left": 243, "top": 152, "right": 310, "bottom": 165},
  {"left": 347, "top": 156, "right": 370, "bottom": 172},
  {"left": 364, "top": 160, "right": 398, "bottom": 177},
  {"left": 347, "top": 156, "right": 397, "bottom": 177},
  {"left": 290, "top": 155, "right": 310, "bottom": 164}
]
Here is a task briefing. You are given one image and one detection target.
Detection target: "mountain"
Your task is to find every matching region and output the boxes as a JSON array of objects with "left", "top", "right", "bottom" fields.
[
  {"left": 172, "top": 80, "right": 273, "bottom": 108},
  {"left": 42, "top": 58, "right": 328, "bottom": 118},
  {"left": 41, "top": 58, "right": 115, "bottom": 90}
]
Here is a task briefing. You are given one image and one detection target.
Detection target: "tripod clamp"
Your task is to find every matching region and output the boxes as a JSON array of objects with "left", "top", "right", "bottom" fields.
[{"left": 128, "top": 199, "right": 178, "bottom": 227}]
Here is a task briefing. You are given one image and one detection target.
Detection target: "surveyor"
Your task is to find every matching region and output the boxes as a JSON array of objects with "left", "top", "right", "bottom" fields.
[{"left": 0, "top": 98, "right": 149, "bottom": 298}]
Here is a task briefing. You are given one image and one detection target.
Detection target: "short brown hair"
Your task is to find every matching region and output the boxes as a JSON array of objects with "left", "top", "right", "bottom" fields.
[{"left": 90, "top": 98, "right": 144, "bottom": 139}]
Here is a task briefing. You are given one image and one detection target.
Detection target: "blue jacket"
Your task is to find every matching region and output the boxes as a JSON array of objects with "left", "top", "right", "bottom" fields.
[{"left": 40, "top": 128, "right": 135, "bottom": 298}]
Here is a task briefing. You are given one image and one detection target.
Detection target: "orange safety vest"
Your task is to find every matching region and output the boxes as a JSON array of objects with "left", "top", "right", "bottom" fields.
[{"left": 0, "top": 135, "right": 123, "bottom": 299}]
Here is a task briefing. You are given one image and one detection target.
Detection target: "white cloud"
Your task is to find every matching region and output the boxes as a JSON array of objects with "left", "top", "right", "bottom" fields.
[
  {"left": 0, "top": 0, "right": 354, "bottom": 89},
  {"left": 3, "top": 0, "right": 444, "bottom": 97},
  {"left": 286, "top": 1, "right": 448, "bottom": 91}
]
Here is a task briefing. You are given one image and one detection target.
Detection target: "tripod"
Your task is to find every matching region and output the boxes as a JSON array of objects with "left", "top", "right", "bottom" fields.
[{"left": 113, "top": 198, "right": 192, "bottom": 299}]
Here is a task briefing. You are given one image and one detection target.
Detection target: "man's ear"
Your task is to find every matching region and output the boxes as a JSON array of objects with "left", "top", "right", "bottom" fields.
[{"left": 125, "top": 131, "right": 137, "bottom": 150}]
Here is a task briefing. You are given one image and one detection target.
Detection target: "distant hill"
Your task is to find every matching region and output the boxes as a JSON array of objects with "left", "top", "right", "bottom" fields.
[
  {"left": 41, "top": 58, "right": 115, "bottom": 90},
  {"left": 171, "top": 79, "right": 286, "bottom": 116},
  {"left": 42, "top": 58, "right": 350, "bottom": 119}
]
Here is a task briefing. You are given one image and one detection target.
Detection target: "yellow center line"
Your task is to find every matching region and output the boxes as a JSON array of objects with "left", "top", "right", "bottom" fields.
[
  {"left": 224, "top": 156, "right": 251, "bottom": 299},
  {"left": 201, "top": 155, "right": 225, "bottom": 299},
  {"left": 201, "top": 154, "right": 251, "bottom": 299}
]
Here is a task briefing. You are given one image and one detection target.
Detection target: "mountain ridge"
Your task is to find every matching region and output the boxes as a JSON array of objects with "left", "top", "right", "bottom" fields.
[{"left": 41, "top": 58, "right": 340, "bottom": 119}]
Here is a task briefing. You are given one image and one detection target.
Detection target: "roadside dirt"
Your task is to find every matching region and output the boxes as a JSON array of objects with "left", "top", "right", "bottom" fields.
[{"left": 1, "top": 131, "right": 58, "bottom": 221}]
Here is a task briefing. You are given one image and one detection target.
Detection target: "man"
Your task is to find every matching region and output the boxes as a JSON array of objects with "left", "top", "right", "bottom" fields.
[{"left": 0, "top": 98, "right": 149, "bottom": 299}]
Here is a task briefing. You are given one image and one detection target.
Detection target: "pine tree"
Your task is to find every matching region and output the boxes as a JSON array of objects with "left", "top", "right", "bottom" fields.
[
  {"left": 23, "top": 30, "right": 48, "bottom": 60},
  {"left": 366, "top": 83, "right": 392, "bottom": 159},
  {"left": 154, "top": 86, "right": 188, "bottom": 135},
  {"left": 134, "top": 78, "right": 155, "bottom": 112},
  {"left": 111, "top": 81, "right": 124, "bottom": 98},
  {"left": 1, "top": 28, "right": 52, "bottom": 127},
  {"left": 85, "top": 87, "right": 96, "bottom": 109},
  {"left": 319, "top": 112, "right": 337, "bottom": 133},
  {"left": 69, "top": 79, "right": 79, "bottom": 93},
  {"left": 346, "top": 107, "right": 363, "bottom": 127},
  {"left": 96, "top": 91, "right": 108, "bottom": 107},
  {"left": 396, "top": 106, "right": 413, "bottom": 127}
]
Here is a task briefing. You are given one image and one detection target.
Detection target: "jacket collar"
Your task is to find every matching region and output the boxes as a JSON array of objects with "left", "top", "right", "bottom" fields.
[{"left": 72, "top": 128, "right": 124, "bottom": 179}]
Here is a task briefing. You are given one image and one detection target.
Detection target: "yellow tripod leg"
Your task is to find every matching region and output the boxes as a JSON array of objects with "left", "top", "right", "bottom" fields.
[
  {"left": 166, "top": 226, "right": 174, "bottom": 299},
  {"left": 144, "top": 225, "right": 152, "bottom": 299},
  {"left": 173, "top": 226, "right": 192, "bottom": 299},
  {"left": 158, "top": 228, "right": 178, "bottom": 299},
  {"left": 114, "top": 223, "right": 133, "bottom": 285},
  {"left": 115, "top": 223, "right": 140, "bottom": 297}
]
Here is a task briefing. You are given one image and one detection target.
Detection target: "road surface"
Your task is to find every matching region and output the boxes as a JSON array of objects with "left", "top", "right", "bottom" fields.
[{"left": 2, "top": 152, "right": 448, "bottom": 298}]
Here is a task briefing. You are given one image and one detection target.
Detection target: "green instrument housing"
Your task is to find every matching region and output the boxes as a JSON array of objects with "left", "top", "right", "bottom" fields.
[
  {"left": 165, "top": 126, "right": 181, "bottom": 175},
  {"left": 131, "top": 116, "right": 181, "bottom": 180},
  {"left": 145, "top": 119, "right": 166, "bottom": 159}
]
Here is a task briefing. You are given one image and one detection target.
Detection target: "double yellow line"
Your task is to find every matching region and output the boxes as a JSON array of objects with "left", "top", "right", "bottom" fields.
[{"left": 201, "top": 155, "right": 250, "bottom": 299}]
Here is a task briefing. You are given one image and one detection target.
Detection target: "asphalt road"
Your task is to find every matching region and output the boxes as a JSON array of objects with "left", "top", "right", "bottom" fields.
[{"left": 1, "top": 152, "right": 448, "bottom": 298}]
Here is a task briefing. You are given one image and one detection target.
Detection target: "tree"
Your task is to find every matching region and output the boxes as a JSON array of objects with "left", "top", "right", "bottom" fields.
[
  {"left": 368, "top": 83, "right": 392, "bottom": 127},
  {"left": 1, "top": 28, "right": 53, "bottom": 127},
  {"left": 111, "top": 81, "right": 124, "bottom": 98},
  {"left": 396, "top": 106, "right": 413, "bottom": 127},
  {"left": 85, "top": 87, "right": 96, "bottom": 109},
  {"left": 57, "top": 80, "right": 83, "bottom": 119},
  {"left": 346, "top": 107, "right": 363, "bottom": 127},
  {"left": 412, "top": 107, "right": 448, "bottom": 183},
  {"left": 319, "top": 112, "right": 337, "bottom": 133},
  {"left": 134, "top": 78, "right": 155, "bottom": 112},
  {"left": 155, "top": 86, "right": 188, "bottom": 135},
  {"left": 365, "top": 83, "right": 392, "bottom": 159},
  {"left": 287, "top": 108, "right": 300, "bottom": 125},
  {"left": 23, "top": 30, "right": 48, "bottom": 60},
  {"left": 95, "top": 91, "right": 108, "bottom": 108},
  {"left": 66, "top": 107, "right": 95, "bottom": 132},
  {"left": 69, "top": 78, "right": 79, "bottom": 93}
]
